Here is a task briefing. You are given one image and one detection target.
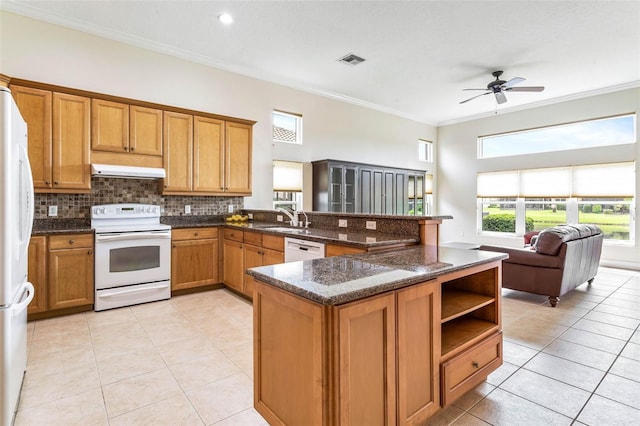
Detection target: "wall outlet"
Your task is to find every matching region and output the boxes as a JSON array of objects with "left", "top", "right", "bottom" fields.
[
  {"left": 277, "top": 215, "right": 283, "bottom": 222},
  {"left": 228, "top": 204, "right": 234, "bottom": 213},
  {"left": 248, "top": 213, "right": 253, "bottom": 220},
  {"left": 48, "top": 205, "right": 58, "bottom": 217},
  {"left": 366, "top": 220, "right": 377, "bottom": 230},
  {"left": 184, "top": 205, "right": 191, "bottom": 214},
  {"left": 338, "top": 219, "right": 348, "bottom": 228}
]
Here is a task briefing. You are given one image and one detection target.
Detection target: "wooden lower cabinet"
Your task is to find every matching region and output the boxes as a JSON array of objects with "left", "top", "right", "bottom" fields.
[
  {"left": 27, "top": 236, "right": 48, "bottom": 314},
  {"left": 254, "top": 279, "right": 441, "bottom": 426},
  {"left": 47, "top": 234, "right": 94, "bottom": 310},
  {"left": 223, "top": 237, "right": 244, "bottom": 293},
  {"left": 171, "top": 227, "right": 219, "bottom": 292}
]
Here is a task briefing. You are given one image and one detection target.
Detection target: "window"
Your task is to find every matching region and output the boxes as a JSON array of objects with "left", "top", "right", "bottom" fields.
[
  {"left": 478, "top": 114, "right": 636, "bottom": 159},
  {"left": 477, "top": 162, "right": 635, "bottom": 241},
  {"left": 418, "top": 139, "right": 433, "bottom": 162},
  {"left": 273, "top": 110, "right": 302, "bottom": 144},
  {"left": 273, "top": 160, "right": 303, "bottom": 210}
]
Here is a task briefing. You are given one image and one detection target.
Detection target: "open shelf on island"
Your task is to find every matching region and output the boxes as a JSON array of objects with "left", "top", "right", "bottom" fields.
[
  {"left": 441, "top": 290, "right": 495, "bottom": 323},
  {"left": 441, "top": 317, "right": 498, "bottom": 357}
]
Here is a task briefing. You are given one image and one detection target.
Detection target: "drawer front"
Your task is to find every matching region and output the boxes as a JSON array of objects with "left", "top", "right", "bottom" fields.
[
  {"left": 224, "top": 228, "right": 244, "bottom": 242},
  {"left": 262, "top": 234, "right": 284, "bottom": 252},
  {"left": 243, "top": 230, "right": 262, "bottom": 246},
  {"left": 49, "top": 233, "right": 93, "bottom": 250},
  {"left": 441, "top": 331, "right": 502, "bottom": 406},
  {"left": 173, "top": 227, "right": 218, "bottom": 241}
]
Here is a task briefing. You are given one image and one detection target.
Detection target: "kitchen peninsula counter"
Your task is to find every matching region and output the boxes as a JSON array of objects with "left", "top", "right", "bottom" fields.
[{"left": 248, "top": 246, "right": 508, "bottom": 425}]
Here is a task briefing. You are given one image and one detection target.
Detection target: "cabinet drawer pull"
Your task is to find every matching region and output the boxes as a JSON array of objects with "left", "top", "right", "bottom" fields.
[
  {"left": 69, "top": 239, "right": 74, "bottom": 244},
  {"left": 130, "top": 147, "right": 135, "bottom": 151},
  {"left": 472, "top": 362, "right": 479, "bottom": 369},
  {"left": 194, "top": 232, "right": 199, "bottom": 236}
]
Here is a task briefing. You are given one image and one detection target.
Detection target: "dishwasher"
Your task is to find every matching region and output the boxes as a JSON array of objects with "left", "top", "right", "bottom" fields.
[{"left": 284, "top": 237, "right": 326, "bottom": 262}]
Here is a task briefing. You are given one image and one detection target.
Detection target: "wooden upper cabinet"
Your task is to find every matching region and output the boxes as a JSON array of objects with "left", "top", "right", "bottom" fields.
[
  {"left": 224, "top": 121, "right": 252, "bottom": 194},
  {"left": 10, "top": 85, "right": 53, "bottom": 189},
  {"left": 193, "top": 116, "right": 224, "bottom": 192},
  {"left": 52, "top": 92, "right": 91, "bottom": 190},
  {"left": 130, "top": 105, "right": 162, "bottom": 156},
  {"left": 163, "top": 111, "right": 193, "bottom": 192},
  {"left": 92, "top": 99, "right": 129, "bottom": 153}
]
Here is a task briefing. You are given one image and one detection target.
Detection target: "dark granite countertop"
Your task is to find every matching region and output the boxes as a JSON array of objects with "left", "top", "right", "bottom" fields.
[
  {"left": 246, "top": 246, "right": 508, "bottom": 305},
  {"left": 32, "top": 219, "right": 92, "bottom": 236}
]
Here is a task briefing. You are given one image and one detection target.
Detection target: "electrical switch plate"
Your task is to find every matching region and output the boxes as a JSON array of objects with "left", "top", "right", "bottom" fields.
[
  {"left": 184, "top": 205, "right": 191, "bottom": 214},
  {"left": 277, "top": 215, "right": 283, "bottom": 222},
  {"left": 338, "top": 219, "right": 348, "bottom": 228},
  {"left": 228, "top": 204, "right": 234, "bottom": 213},
  {"left": 366, "top": 221, "right": 377, "bottom": 230},
  {"left": 48, "top": 205, "right": 58, "bottom": 217}
]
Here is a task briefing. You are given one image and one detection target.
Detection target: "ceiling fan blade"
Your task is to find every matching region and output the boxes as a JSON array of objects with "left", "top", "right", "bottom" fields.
[
  {"left": 462, "top": 88, "right": 489, "bottom": 91},
  {"left": 494, "top": 91, "right": 507, "bottom": 104},
  {"left": 507, "top": 86, "right": 545, "bottom": 92},
  {"left": 502, "top": 77, "right": 525, "bottom": 88},
  {"left": 459, "top": 91, "right": 491, "bottom": 104}
]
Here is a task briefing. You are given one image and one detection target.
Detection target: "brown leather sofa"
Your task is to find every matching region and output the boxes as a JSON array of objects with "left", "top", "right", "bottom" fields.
[{"left": 480, "top": 224, "right": 603, "bottom": 307}]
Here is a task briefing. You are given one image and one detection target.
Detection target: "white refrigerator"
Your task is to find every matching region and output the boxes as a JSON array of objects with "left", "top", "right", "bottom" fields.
[{"left": 0, "top": 87, "right": 35, "bottom": 425}]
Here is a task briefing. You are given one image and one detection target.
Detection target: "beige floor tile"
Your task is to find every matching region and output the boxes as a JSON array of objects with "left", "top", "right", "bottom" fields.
[
  {"left": 558, "top": 328, "right": 627, "bottom": 354},
  {"left": 620, "top": 342, "right": 640, "bottom": 361},
  {"left": 169, "top": 353, "right": 241, "bottom": 391},
  {"left": 130, "top": 298, "right": 180, "bottom": 319},
  {"left": 15, "top": 387, "right": 107, "bottom": 426},
  {"left": 102, "top": 368, "right": 183, "bottom": 418},
  {"left": 500, "top": 369, "right": 590, "bottom": 417},
  {"left": 609, "top": 356, "right": 640, "bottom": 383},
  {"left": 32, "top": 312, "right": 88, "bottom": 332},
  {"left": 18, "top": 363, "right": 101, "bottom": 410},
  {"left": 571, "top": 318, "right": 635, "bottom": 341},
  {"left": 452, "top": 382, "right": 495, "bottom": 411},
  {"left": 593, "top": 303, "right": 640, "bottom": 320},
  {"left": 212, "top": 408, "right": 269, "bottom": 426},
  {"left": 145, "top": 322, "right": 206, "bottom": 347},
  {"left": 631, "top": 331, "right": 640, "bottom": 345},
  {"left": 577, "top": 394, "right": 640, "bottom": 426},
  {"left": 542, "top": 339, "right": 617, "bottom": 371},
  {"left": 469, "top": 388, "right": 572, "bottom": 425},
  {"left": 85, "top": 306, "right": 137, "bottom": 331},
  {"left": 108, "top": 394, "right": 204, "bottom": 426},
  {"left": 96, "top": 347, "right": 167, "bottom": 385},
  {"left": 89, "top": 320, "right": 148, "bottom": 342},
  {"left": 91, "top": 332, "right": 157, "bottom": 361},
  {"left": 450, "top": 413, "right": 492, "bottom": 425},
  {"left": 25, "top": 344, "right": 96, "bottom": 378},
  {"left": 419, "top": 404, "right": 465, "bottom": 426},
  {"left": 186, "top": 372, "right": 253, "bottom": 425},
  {"left": 523, "top": 352, "right": 606, "bottom": 392},
  {"left": 502, "top": 328, "right": 556, "bottom": 351},
  {"left": 583, "top": 310, "right": 640, "bottom": 329},
  {"left": 485, "top": 361, "right": 518, "bottom": 387},
  {"left": 28, "top": 328, "right": 92, "bottom": 358},
  {"left": 502, "top": 341, "right": 539, "bottom": 367},
  {"left": 156, "top": 334, "right": 220, "bottom": 366}
]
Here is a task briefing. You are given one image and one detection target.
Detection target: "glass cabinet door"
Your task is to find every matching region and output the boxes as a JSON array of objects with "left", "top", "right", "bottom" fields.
[
  {"left": 344, "top": 167, "right": 357, "bottom": 213},
  {"left": 330, "top": 166, "right": 343, "bottom": 212}
]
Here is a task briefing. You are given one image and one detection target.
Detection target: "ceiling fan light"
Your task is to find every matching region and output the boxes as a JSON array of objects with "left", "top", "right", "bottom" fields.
[{"left": 217, "top": 13, "right": 233, "bottom": 24}]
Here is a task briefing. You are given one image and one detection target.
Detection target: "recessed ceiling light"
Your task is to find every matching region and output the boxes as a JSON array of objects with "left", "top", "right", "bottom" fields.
[{"left": 217, "top": 13, "right": 233, "bottom": 24}]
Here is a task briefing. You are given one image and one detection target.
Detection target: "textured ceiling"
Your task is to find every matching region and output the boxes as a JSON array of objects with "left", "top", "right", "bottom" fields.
[{"left": 3, "top": 0, "right": 640, "bottom": 125}]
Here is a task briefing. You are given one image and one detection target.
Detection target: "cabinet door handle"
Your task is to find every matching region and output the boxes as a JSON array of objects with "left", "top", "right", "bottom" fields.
[
  {"left": 45, "top": 180, "right": 50, "bottom": 185},
  {"left": 87, "top": 250, "right": 92, "bottom": 255},
  {"left": 130, "top": 147, "right": 135, "bottom": 151},
  {"left": 472, "top": 362, "right": 479, "bottom": 369},
  {"left": 172, "top": 244, "right": 176, "bottom": 248},
  {"left": 69, "top": 239, "right": 74, "bottom": 244},
  {"left": 194, "top": 232, "right": 199, "bottom": 236},
  {"left": 54, "top": 181, "right": 59, "bottom": 185},
  {"left": 123, "top": 146, "right": 128, "bottom": 151}
]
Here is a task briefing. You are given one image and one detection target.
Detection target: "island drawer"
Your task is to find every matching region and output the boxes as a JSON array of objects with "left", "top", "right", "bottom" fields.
[
  {"left": 243, "top": 230, "right": 262, "bottom": 246},
  {"left": 173, "top": 227, "right": 218, "bottom": 241},
  {"left": 440, "top": 331, "right": 502, "bottom": 406},
  {"left": 49, "top": 233, "right": 93, "bottom": 250}
]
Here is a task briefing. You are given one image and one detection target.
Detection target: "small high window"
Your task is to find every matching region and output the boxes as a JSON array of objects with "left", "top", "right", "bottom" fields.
[
  {"left": 273, "top": 110, "right": 303, "bottom": 144},
  {"left": 418, "top": 139, "right": 433, "bottom": 162}
]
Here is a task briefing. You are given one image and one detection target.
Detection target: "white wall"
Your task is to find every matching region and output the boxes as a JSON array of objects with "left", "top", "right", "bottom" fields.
[
  {"left": 437, "top": 88, "right": 640, "bottom": 268},
  {"left": 0, "top": 12, "right": 436, "bottom": 209}
]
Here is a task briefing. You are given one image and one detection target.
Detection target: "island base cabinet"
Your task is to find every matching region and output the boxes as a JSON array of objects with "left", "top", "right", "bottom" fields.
[
  {"left": 253, "top": 281, "right": 326, "bottom": 426},
  {"left": 335, "top": 293, "right": 396, "bottom": 426},
  {"left": 253, "top": 279, "right": 441, "bottom": 426}
]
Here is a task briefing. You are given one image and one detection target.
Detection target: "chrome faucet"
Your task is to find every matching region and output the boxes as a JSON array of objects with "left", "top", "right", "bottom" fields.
[
  {"left": 298, "top": 211, "right": 310, "bottom": 228},
  {"left": 276, "top": 207, "right": 298, "bottom": 227}
]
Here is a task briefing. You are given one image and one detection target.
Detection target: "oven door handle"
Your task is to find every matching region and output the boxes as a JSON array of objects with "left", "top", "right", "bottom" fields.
[
  {"left": 95, "top": 231, "right": 171, "bottom": 242},
  {"left": 99, "top": 283, "right": 169, "bottom": 297}
]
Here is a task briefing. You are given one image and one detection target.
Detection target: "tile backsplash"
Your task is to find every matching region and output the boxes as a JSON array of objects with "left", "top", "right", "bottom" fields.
[{"left": 34, "top": 177, "right": 243, "bottom": 219}]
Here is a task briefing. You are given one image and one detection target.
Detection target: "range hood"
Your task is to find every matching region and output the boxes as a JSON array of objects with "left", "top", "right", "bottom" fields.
[{"left": 91, "top": 163, "right": 166, "bottom": 179}]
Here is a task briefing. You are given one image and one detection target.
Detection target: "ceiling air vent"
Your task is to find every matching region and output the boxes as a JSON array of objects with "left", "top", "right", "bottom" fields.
[{"left": 337, "top": 53, "right": 366, "bottom": 66}]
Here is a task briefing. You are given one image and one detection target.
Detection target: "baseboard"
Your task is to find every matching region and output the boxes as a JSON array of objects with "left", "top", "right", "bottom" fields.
[{"left": 599, "top": 259, "right": 640, "bottom": 272}]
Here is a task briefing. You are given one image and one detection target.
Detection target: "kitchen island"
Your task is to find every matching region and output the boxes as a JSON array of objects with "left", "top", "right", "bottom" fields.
[{"left": 246, "top": 246, "right": 508, "bottom": 426}]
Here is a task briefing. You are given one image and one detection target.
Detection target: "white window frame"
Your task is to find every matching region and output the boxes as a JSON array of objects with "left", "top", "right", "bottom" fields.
[
  {"left": 418, "top": 139, "right": 433, "bottom": 162},
  {"left": 273, "top": 110, "right": 303, "bottom": 145}
]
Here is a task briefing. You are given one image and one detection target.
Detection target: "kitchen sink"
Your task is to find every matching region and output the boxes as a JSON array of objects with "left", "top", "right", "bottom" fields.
[{"left": 265, "top": 227, "right": 313, "bottom": 235}]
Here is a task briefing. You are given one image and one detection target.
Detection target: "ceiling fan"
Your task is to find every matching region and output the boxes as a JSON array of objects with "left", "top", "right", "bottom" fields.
[{"left": 460, "top": 70, "right": 544, "bottom": 104}]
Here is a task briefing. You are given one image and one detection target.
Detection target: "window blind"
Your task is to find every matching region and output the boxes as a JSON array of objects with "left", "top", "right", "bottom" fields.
[
  {"left": 273, "top": 161, "right": 303, "bottom": 192},
  {"left": 572, "top": 162, "right": 635, "bottom": 197},
  {"left": 477, "top": 171, "right": 518, "bottom": 197}
]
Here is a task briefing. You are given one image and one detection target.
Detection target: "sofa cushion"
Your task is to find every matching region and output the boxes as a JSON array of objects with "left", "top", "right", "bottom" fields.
[{"left": 535, "top": 224, "right": 602, "bottom": 255}]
